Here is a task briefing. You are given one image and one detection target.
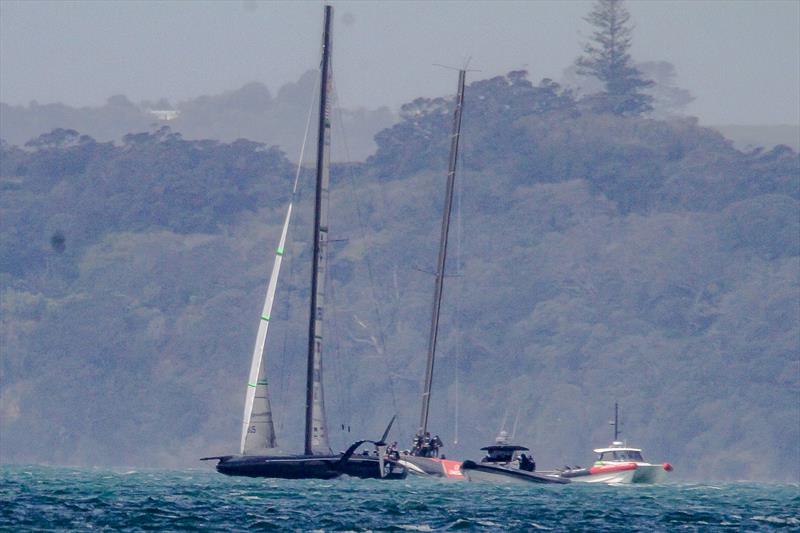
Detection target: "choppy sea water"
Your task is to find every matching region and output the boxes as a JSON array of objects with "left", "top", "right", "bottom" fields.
[{"left": 2, "top": 465, "right": 798, "bottom": 531}]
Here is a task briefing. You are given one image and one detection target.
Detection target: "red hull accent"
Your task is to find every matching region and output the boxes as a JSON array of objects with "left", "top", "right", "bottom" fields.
[
  {"left": 440, "top": 459, "right": 465, "bottom": 479},
  {"left": 589, "top": 462, "right": 638, "bottom": 475}
]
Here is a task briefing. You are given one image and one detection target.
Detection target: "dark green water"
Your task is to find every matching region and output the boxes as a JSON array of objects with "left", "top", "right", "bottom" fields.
[{"left": 2, "top": 465, "right": 798, "bottom": 531}]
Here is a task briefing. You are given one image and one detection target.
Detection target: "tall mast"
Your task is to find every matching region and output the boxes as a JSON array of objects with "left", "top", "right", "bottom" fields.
[
  {"left": 416, "top": 69, "right": 467, "bottom": 445},
  {"left": 613, "top": 402, "right": 619, "bottom": 441},
  {"left": 305, "top": 4, "right": 333, "bottom": 456}
]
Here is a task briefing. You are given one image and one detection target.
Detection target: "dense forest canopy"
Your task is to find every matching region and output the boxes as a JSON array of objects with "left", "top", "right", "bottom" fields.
[{"left": 1, "top": 65, "right": 798, "bottom": 481}]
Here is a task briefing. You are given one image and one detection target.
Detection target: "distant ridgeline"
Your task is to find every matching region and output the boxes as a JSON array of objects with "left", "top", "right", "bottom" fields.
[
  {"left": 0, "top": 71, "right": 395, "bottom": 162},
  {"left": 1, "top": 71, "right": 798, "bottom": 481}
]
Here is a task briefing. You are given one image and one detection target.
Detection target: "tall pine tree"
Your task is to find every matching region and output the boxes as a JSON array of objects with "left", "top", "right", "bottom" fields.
[{"left": 576, "top": 0, "right": 654, "bottom": 116}]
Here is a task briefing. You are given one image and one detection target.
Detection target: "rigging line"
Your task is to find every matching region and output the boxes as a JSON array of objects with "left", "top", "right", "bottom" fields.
[
  {"left": 275, "top": 72, "right": 320, "bottom": 434},
  {"left": 452, "top": 96, "right": 471, "bottom": 447},
  {"left": 319, "top": 97, "right": 350, "bottom": 442},
  {"left": 275, "top": 195, "right": 298, "bottom": 435},
  {"left": 325, "top": 249, "right": 352, "bottom": 446},
  {"left": 330, "top": 82, "right": 403, "bottom": 431},
  {"left": 291, "top": 72, "right": 320, "bottom": 194},
  {"left": 511, "top": 406, "right": 521, "bottom": 440},
  {"left": 327, "top": 267, "right": 343, "bottom": 432},
  {"left": 453, "top": 144, "right": 464, "bottom": 446}
]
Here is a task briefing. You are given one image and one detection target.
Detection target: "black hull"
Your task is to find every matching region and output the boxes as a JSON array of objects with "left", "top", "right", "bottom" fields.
[
  {"left": 215, "top": 454, "right": 339, "bottom": 479},
  {"left": 461, "top": 460, "right": 570, "bottom": 484},
  {"left": 340, "top": 456, "right": 407, "bottom": 480},
  {"left": 210, "top": 454, "right": 406, "bottom": 480}
]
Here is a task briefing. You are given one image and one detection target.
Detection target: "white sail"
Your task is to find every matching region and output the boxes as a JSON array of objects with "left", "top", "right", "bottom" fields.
[
  {"left": 240, "top": 83, "right": 317, "bottom": 456},
  {"left": 240, "top": 205, "right": 292, "bottom": 454}
]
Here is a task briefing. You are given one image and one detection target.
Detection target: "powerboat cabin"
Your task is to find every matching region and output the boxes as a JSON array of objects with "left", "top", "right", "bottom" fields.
[
  {"left": 594, "top": 443, "right": 645, "bottom": 464},
  {"left": 481, "top": 444, "right": 530, "bottom": 465}
]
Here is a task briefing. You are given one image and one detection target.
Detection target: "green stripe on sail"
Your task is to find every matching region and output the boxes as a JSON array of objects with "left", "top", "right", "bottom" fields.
[
  {"left": 261, "top": 314, "right": 270, "bottom": 321},
  {"left": 257, "top": 380, "right": 268, "bottom": 385},
  {"left": 276, "top": 247, "right": 284, "bottom": 255},
  {"left": 247, "top": 383, "right": 257, "bottom": 388}
]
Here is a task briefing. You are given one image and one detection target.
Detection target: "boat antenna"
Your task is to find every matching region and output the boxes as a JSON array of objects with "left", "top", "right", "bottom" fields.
[
  {"left": 610, "top": 402, "right": 620, "bottom": 442},
  {"left": 305, "top": 3, "right": 333, "bottom": 456},
  {"left": 511, "top": 406, "right": 521, "bottom": 441},
  {"left": 415, "top": 68, "right": 467, "bottom": 451},
  {"left": 497, "top": 407, "right": 509, "bottom": 436}
]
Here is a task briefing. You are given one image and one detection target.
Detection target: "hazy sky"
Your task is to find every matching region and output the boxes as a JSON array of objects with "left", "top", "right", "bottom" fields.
[{"left": 1, "top": 0, "right": 798, "bottom": 125}]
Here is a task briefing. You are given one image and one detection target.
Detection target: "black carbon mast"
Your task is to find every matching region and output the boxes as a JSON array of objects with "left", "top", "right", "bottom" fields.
[
  {"left": 305, "top": 4, "right": 333, "bottom": 456},
  {"left": 414, "top": 69, "right": 467, "bottom": 454}
]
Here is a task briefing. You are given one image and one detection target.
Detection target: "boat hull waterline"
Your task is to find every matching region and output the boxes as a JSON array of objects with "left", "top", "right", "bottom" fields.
[
  {"left": 562, "top": 462, "right": 671, "bottom": 484},
  {"left": 631, "top": 464, "right": 668, "bottom": 484},
  {"left": 558, "top": 462, "right": 638, "bottom": 484}
]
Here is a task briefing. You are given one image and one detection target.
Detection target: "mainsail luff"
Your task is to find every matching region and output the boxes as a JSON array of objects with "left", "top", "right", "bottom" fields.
[
  {"left": 417, "top": 69, "right": 467, "bottom": 443},
  {"left": 305, "top": 4, "right": 333, "bottom": 456}
]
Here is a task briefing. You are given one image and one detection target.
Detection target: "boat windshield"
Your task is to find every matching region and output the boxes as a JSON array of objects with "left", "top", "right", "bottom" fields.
[
  {"left": 599, "top": 450, "right": 644, "bottom": 462},
  {"left": 483, "top": 449, "right": 516, "bottom": 463}
]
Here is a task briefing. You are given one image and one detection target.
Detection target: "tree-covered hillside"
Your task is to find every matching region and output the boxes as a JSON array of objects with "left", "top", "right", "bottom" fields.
[{"left": 1, "top": 70, "right": 798, "bottom": 481}]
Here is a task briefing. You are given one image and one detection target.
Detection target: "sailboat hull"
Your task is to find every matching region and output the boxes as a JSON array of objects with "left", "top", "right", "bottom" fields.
[
  {"left": 211, "top": 454, "right": 407, "bottom": 480},
  {"left": 215, "top": 454, "right": 340, "bottom": 479},
  {"left": 340, "top": 455, "right": 408, "bottom": 480}
]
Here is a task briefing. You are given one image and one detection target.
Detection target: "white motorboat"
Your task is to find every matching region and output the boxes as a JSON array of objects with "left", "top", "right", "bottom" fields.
[{"left": 561, "top": 404, "right": 673, "bottom": 484}]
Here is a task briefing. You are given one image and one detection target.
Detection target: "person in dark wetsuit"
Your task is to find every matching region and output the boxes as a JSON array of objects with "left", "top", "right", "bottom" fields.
[
  {"left": 431, "top": 435, "right": 444, "bottom": 458},
  {"left": 422, "top": 432, "right": 432, "bottom": 457},
  {"left": 519, "top": 453, "right": 536, "bottom": 472},
  {"left": 412, "top": 434, "right": 423, "bottom": 455},
  {"left": 386, "top": 441, "right": 399, "bottom": 460}
]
